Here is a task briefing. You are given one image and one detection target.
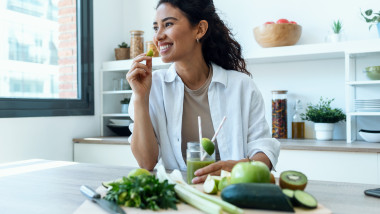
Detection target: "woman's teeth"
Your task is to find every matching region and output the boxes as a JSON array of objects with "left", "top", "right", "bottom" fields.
[{"left": 160, "top": 44, "right": 172, "bottom": 51}]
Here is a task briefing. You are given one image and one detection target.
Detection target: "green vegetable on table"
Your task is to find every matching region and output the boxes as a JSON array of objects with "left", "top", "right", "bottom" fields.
[{"left": 103, "top": 174, "right": 179, "bottom": 211}]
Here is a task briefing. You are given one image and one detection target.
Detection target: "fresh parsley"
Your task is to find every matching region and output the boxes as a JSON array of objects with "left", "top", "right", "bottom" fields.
[{"left": 104, "top": 174, "right": 179, "bottom": 211}]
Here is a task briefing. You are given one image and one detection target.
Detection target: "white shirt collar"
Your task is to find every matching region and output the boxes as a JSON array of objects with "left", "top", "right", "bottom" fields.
[{"left": 164, "top": 62, "right": 228, "bottom": 88}]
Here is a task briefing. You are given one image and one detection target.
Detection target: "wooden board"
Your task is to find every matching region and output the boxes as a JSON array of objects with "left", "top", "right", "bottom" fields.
[{"left": 74, "top": 185, "right": 332, "bottom": 214}]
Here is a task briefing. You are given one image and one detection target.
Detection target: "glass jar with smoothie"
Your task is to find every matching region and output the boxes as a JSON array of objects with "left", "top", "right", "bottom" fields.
[{"left": 186, "top": 142, "right": 215, "bottom": 184}]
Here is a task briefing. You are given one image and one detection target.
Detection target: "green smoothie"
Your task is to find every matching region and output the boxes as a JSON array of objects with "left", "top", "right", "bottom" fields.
[{"left": 187, "top": 158, "right": 215, "bottom": 184}]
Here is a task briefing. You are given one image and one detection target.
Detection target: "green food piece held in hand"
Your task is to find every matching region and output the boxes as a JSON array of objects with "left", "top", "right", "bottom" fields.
[
  {"left": 201, "top": 138, "right": 214, "bottom": 156},
  {"left": 146, "top": 49, "right": 154, "bottom": 57}
]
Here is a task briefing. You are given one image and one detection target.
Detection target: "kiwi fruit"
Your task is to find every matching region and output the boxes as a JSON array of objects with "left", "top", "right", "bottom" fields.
[{"left": 279, "top": 170, "right": 307, "bottom": 190}]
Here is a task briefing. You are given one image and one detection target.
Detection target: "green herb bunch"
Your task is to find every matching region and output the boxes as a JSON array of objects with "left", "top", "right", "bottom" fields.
[
  {"left": 301, "top": 97, "right": 346, "bottom": 123},
  {"left": 104, "top": 174, "right": 179, "bottom": 210},
  {"left": 332, "top": 20, "right": 343, "bottom": 34},
  {"left": 118, "top": 42, "right": 129, "bottom": 48},
  {"left": 361, "top": 9, "right": 380, "bottom": 30}
]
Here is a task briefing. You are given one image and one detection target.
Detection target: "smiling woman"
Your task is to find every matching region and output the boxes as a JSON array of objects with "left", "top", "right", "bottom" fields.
[
  {"left": 0, "top": 0, "right": 94, "bottom": 117},
  {"left": 127, "top": 0, "right": 280, "bottom": 184}
]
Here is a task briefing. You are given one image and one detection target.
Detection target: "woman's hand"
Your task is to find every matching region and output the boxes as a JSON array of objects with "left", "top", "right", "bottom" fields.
[
  {"left": 126, "top": 53, "right": 153, "bottom": 102},
  {"left": 192, "top": 160, "right": 239, "bottom": 184}
]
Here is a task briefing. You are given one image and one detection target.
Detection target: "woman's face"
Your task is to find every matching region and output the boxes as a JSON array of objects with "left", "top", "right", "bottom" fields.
[{"left": 153, "top": 3, "right": 199, "bottom": 63}]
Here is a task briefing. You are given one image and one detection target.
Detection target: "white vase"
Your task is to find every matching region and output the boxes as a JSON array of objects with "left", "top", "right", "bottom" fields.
[
  {"left": 330, "top": 33, "right": 341, "bottom": 43},
  {"left": 121, "top": 104, "right": 129, "bottom": 114},
  {"left": 314, "top": 123, "right": 335, "bottom": 140}
]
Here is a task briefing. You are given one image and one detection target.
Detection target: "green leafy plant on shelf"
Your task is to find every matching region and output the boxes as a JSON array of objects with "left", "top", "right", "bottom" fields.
[
  {"left": 361, "top": 9, "right": 380, "bottom": 30},
  {"left": 118, "top": 42, "right": 129, "bottom": 48},
  {"left": 120, "top": 97, "right": 130, "bottom": 104},
  {"left": 301, "top": 97, "right": 346, "bottom": 123},
  {"left": 332, "top": 20, "right": 343, "bottom": 34}
]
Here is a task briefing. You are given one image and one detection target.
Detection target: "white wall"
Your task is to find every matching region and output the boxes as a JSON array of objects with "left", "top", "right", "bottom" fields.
[
  {"left": 119, "top": 0, "right": 380, "bottom": 139},
  {"left": 1, "top": 0, "right": 379, "bottom": 164}
]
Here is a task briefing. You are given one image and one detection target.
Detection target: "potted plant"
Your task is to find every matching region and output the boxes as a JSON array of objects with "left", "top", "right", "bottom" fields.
[
  {"left": 115, "top": 42, "right": 130, "bottom": 60},
  {"left": 361, "top": 9, "right": 380, "bottom": 37},
  {"left": 120, "top": 97, "right": 130, "bottom": 114},
  {"left": 330, "top": 20, "right": 343, "bottom": 42},
  {"left": 301, "top": 97, "right": 346, "bottom": 140}
]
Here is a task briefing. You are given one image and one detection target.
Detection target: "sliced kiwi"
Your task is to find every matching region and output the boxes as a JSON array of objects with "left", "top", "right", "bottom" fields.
[
  {"left": 279, "top": 170, "right": 307, "bottom": 190},
  {"left": 294, "top": 190, "right": 318, "bottom": 209}
]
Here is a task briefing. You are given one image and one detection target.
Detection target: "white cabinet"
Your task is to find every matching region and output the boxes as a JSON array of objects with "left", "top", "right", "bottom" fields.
[
  {"left": 74, "top": 143, "right": 139, "bottom": 167},
  {"left": 100, "top": 57, "right": 171, "bottom": 136},
  {"left": 345, "top": 48, "right": 380, "bottom": 142},
  {"left": 273, "top": 150, "right": 379, "bottom": 184}
]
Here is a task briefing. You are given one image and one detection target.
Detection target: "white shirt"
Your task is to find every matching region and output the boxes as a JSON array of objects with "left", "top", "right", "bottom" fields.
[{"left": 129, "top": 63, "right": 280, "bottom": 171}]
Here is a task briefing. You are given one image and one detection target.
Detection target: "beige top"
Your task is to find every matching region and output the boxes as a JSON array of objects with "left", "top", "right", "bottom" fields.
[{"left": 181, "top": 68, "right": 220, "bottom": 162}]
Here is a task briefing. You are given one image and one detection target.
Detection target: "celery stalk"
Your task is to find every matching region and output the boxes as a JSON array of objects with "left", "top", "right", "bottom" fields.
[
  {"left": 175, "top": 184, "right": 222, "bottom": 214},
  {"left": 179, "top": 183, "right": 243, "bottom": 214}
]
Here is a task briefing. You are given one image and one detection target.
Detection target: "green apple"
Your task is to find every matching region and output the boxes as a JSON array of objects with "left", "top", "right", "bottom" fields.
[
  {"left": 127, "top": 168, "right": 151, "bottom": 178},
  {"left": 230, "top": 161, "right": 270, "bottom": 184},
  {"left": 203, "top": 175, "right": 218, "bottom": 194}
]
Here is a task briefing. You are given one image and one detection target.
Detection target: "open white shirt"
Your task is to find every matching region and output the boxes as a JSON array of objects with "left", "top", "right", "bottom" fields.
[{"left": 129, "top": 63, "right": 280, "bottom": 171}]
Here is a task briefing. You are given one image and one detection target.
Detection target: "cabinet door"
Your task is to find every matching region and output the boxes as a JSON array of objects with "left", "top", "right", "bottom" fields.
[
  {"left": 74, "top": 143, "right": 139, "bottom": 167},
  {"left": 273, "top": 150, "right": 378, "bottom": 184}
]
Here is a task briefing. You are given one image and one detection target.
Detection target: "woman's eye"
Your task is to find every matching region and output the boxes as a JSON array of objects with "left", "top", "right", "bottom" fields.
[
  {"left": 165, "top": 22, "right": 173, "bottom": 27},
  {"left": 153, "top": 26, "right": 158, "bottom": 32}
]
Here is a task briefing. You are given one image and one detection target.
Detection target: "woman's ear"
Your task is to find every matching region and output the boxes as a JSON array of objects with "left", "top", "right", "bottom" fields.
[{"left": 196, "top": 20, "right": 208, "bottom": 41}]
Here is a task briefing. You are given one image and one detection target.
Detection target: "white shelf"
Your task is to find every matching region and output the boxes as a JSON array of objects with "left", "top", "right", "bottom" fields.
[
  {"left": 246, "top": 39, "right": 380, "bottom": 64},
  {"left": 102, "top": 113, "right": 130, "bottom": 117},
  {"left": 102, "top": 57, "right": 171, "bottom": 72},
  {"left": 346, "top": 80, "right": 380, "bottom": 86},
  {"left": 348, "top": 112, "right": 380, "bottom": 116},
  {"left": 102, "top": 90, "right": 133, "bottom": 94}
]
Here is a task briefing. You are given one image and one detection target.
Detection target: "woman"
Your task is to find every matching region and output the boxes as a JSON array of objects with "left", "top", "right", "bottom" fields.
[{"left": 127, "top": 0, "right": 280, "bottom": 184}]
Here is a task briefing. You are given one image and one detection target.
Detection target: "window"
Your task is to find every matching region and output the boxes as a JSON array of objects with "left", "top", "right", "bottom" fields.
[{"left": 0, "top": 0, "right": 94, "bottom": 117}]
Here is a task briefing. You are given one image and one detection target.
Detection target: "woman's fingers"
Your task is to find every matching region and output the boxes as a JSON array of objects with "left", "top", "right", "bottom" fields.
[
  {"left": 127, "top": 68, "right": 148, "bottom": 82},
  {"left": 192, "top": 170, "right": 220, "bottom": 184},
  {"left": 194, "top": 162, "right": 222, "bottom": 177}
]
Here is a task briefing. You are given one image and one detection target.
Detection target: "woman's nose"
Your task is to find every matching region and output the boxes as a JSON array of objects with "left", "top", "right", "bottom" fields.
[{"left": 154, "top": 28, "right": 165, "bottom": 41}]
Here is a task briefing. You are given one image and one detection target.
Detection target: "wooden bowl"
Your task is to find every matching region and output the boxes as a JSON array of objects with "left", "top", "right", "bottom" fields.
[{"left": 253, "top": 24, "right": 302, "bottom": 48}]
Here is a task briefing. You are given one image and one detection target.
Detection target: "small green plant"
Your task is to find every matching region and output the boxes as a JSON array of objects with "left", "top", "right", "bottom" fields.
[
  {"left": 361, "top": 9, "right": 380, "bottom": 30},
  {"left": 332, "top": 20, "right": 343, "bottom": 34},
  {"left": 118, "top": 42, "right": 129, "bottom": 48},
  {"left": 301, "top": 97, "right": 346, "bottom": 123},
  {"left": 120, "top": 97, "right": 130, "bottom": 104}
]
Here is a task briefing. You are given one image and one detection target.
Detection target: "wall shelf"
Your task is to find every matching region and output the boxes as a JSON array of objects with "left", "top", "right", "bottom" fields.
[
  {"left": 102, "top": 90, "right": 133, "bottom": 94},
  {"left": 346, "top": 81, "right": 380, "bottom": 86}
]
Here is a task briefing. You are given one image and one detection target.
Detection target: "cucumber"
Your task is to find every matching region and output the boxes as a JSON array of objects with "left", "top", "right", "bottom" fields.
[
  {"left": 221, "top": 183, "right": 294, "bottom": 212},
  {"left": 282, "top": 189, "right": 296, "bottom": 205},
  {"left": 294, "top": 190, "right": 318, "bottom": 209}
]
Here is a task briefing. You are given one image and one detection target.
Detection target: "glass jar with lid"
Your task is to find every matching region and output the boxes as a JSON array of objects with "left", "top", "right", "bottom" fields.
[
  {"left": 272, "top": 90, "right": 288, "bottom": 138},
  {"left": 186, "top": 142, "right": 215, "bottom": 184},
  {"left": 130, "top": 30, "right": 144, "bottom": 59}
]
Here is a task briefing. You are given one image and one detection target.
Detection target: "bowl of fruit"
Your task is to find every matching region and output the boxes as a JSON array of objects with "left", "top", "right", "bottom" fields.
[{"left": 253, "top": 19, "right": 302, "bottom": 48}]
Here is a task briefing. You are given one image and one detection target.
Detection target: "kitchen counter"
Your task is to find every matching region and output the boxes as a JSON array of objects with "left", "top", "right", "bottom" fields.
[
  {"left": 0, "top": 159, "right": 379, "bottom": 214},
  {"left": 73, "top": 136, "right": 129, "bottom": 145},
  {"left": 73, "top": 137, "right": 380, "bottom": 153},
  {"left": 279, "top": 139, "right": 380, "bottom": 153}
]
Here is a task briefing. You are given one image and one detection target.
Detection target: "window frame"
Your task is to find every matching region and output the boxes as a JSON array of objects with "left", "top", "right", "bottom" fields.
[{"left": 0, "top": 0, "right": 94, "bottom": 118}]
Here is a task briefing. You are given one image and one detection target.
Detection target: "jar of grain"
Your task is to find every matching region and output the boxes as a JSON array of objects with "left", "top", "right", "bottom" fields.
[
  {"left": 145, "top": 41, "right": 159, "bottom": 57},
  {"left": 130, "top": 30, "right": 144, "bottom": 58}
]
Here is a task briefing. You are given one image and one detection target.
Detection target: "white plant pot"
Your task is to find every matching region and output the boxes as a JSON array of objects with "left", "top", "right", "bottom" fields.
[
  {"left": 314, "top": 123, "right": 335, "bottom": 140},
  {"left": 121, "top": 104, "right": 129, "bottom": 114},
  {"left": 330, "top": 33, "right": 341, "bottom": 43}
]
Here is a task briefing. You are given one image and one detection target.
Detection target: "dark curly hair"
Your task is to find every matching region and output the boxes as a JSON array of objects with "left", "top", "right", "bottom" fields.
[{"left": 156, "top": 0, "right": 250, "bottom": 76}]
